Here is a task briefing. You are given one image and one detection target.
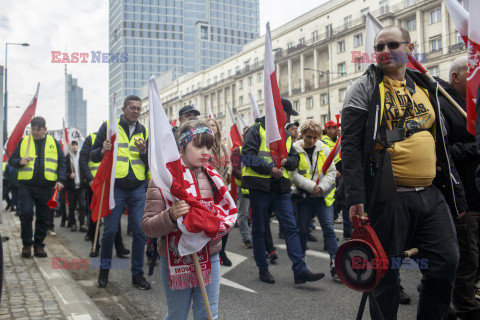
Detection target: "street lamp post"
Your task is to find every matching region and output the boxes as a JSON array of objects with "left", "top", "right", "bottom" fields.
[{"left": 4, "top": 42, "right": 29, "bottom": 143}]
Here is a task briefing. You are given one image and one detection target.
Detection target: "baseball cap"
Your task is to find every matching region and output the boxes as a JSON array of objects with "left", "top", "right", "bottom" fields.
[
  {"left": 286, "top": 121, "right": 300, "bottom": 130},
  {"left": 178, "top": 105, "right": 201, "bottom": 117},
  {"left": 281, "top": 98, "right": 299, "bottom": 116},
  {"left": 325, "top": 120, "right": 339, "bottom": 128}
]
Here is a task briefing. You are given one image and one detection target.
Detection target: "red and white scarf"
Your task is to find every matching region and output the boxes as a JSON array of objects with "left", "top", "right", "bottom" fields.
[{"left": 165, "top": 162, "right": 237, "bottom": 290}]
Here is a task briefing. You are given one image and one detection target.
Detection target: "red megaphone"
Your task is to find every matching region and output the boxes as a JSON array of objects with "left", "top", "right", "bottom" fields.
[
  {"left": 47, "top": 187, "right": 59, "bottom": 209},
  {"left": 335, "top": 114, "right": 341, "bottom": 127}
]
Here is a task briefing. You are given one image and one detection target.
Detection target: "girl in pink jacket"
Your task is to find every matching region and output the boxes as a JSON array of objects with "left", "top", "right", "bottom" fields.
[{"left": 142, "top": 120, "right": 237, "bottom": 320}]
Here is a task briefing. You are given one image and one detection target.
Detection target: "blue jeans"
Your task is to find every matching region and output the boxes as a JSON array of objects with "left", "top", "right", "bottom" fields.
[
  {"left": 100, "top": 184, "right": 146, "bottom": 275},
  {"left": 295, "top": 197, "right": 338, "bottom": 259},
  {"left": 342, "top": 205, "right": 353, "bottom": 238},
  {"left": 160, "top": 253, "right": 220, "bottom": 320},
  {"left": 18, "top": 185, "right": 53, "bottom": 248},
  {"left": 250, "top": 190, "right": 306, "bottom": 274},
  {"left": 236, "top": 186, "right": 251, "bottom": 242}
]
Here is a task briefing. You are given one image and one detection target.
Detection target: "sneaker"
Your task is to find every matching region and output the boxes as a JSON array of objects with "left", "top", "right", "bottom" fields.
[
  {"left": 79, "top": 225, "right": 88, "bottom": 232},
  {"left": 48, "top": 229, "right": 56, "bottom": 236},
  {"left": 475, "top": 280, "right": 480, "bottom": 299},
  {"left": 399, "top": 285, "right": 411, "bottom": 305},
  {"left": 98, "top": 269, "right": 109, "bottom": 288},
  {"left": 294, "top": 269, "right": 325, "bottom": 284},
  {"left": 22, "top": 245, "right": 32, "bottom": 258},
  {"left": 219, "top": 251, "right": 232, "bottom": 267},
  {"left": 330, "top": 260, "right": 341, "bottom": 283},
  {"left": 116, "top": 247, "right": 131, "bottom": 258},
  {"left": 70, "top": 224, "right": 77, "bottom": 232},
  {"left": 89, "top": 245, "right": 100, "bottom": 257},
  {"left": 34, "top": 247, "right": 48, "bottom": 258},
  {"left": 259, "top": 269, "right": 275, "bottom": 284},
  {"left": 268, "top": 250, "right": 278, "bottom": 263},
  {"left": 132, "top": 273, "right": 151, "bottom": 290},
  {"left": 334, "top": 218, "right": 342, "bottom": 224},
  {"left": 243, "top": 240, "right": 253, "bottom": 249}
]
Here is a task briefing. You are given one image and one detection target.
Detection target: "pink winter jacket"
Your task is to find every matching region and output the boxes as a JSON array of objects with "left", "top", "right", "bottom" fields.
[{"left": 141, "top": 168, "right": 222, "bottom": 257}]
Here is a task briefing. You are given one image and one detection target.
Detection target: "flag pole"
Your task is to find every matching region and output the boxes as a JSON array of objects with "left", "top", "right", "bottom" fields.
[
  {"left": 192, "top": 252, "right": 213, "bottom": 320},
  {"left": 92, "top": 180, "right": 106, "bottom": 253}
]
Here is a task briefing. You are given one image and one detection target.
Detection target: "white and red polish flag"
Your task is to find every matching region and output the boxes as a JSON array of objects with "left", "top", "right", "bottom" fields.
[
  {"left": 264, "top": 22, "right": 287, "bottom": 167},
  {"left": 60, "top": 118, "right": 70, "bottom": 155},
  {"left": 467, "top": 0, "right": 479, "bottom": 135},
  {"left": 249, "top": 87, "right": 261, "bottom": 125},
  {"left": 364, "top": 12, "right": 383, "bottom": 70},
  {"left": 226, "top": 101, "right": 243, "bottom": 201},
  {"left": 444, "top": 0, "right": 469, "bottom": 45},
  {"left": 316, "top": 137, "right": 341, "bottom": 184},
  {"left": 207, "top": 101, "right": 214, "bottom": 119},
  {"left": 235, "top": 110, "right": 247, "bottom": 133},
  {"left": 148, "top": 75, "right": 237, "bottom": 256},
  {"left": 5, "top": 83, "right": 39, "bottom": 158},
  {"left": 90, "top": 94, "right": 118, "bottom": 221}
]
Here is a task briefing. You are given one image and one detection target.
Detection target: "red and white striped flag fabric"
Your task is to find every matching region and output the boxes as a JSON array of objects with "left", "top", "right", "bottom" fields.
[
  {"left": 467, "top": 0, "right": 479, "bottom": 135},
  {"left": 364, "top": 12, "right": 383, "bottom": 70},
  {"left": 445, "top": 0, "right": 469, "bottom": 45},
  {"left": 207, "top": 101, "right": 214, "bottom": 119},
  {"left": 6, "top": 83, "right": 39, "bottom": 158},
  {"left": 264, "top": 22, "right": 287, "bottom": 167},
  {"left": 148, "top": 75, "right": 237, "bottom": 256},
  {"left": 317, "top": 137, "right": 341, "bottom": 184},
  {"left": 61, "top": 118, "right": 70, "bottom": 155},
  {"left": 90, "top": 94, "right": 118, "bottom": 221},
  {"left": 235, "top": 110, "right": 247, "bottom": 133},
  {"left": 249, "top": 87, "right": 261, "bottom": 124},
  {"left": 226, "top": 102, "right": 243, "bottom": 201}
]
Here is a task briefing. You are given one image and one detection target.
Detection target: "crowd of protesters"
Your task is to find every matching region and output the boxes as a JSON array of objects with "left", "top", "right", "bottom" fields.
[{"left": 4, "top": 26, "right": 480, "bottom": 320}]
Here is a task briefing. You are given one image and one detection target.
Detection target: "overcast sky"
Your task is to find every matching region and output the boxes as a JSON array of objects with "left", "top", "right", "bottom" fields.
[{"left": 0, "top": 0, "right": 325, "bottom": 135}]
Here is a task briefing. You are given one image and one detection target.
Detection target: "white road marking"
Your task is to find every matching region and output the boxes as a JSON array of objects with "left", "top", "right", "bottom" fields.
[
  {"left": 219, "top": 251, "right": 257, "bottom": 293},
  {"left": 67, "top": 315, "right": 93, "bottom": 320},
  {"left": 220, "top": 277, "right": 256, "bottom": 293},
  {"left": 276, "top": 244, "right": 331, "bottom": 260},
  {"left": 270, "top": 219, "right": 344, "bottom": 234}
]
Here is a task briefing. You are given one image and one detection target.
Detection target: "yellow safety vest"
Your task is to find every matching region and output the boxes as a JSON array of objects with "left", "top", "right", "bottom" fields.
[
  {"left": 321, "top": 135, "right": 341, "bottom": 164},
  {"left": 233, "top": 146, "right": 249, "bottom": 196},
  {"left": 18, "top": 135, "right": 58, "bottom": 181},
  {"left": 88, "top": 133, "right": 100, "bottom": 178},
  {"left": 296, "top": 150, "right": 335, "bottom": 206},
  {"left": 243, "top": 125, "right": 292, "bottom": 181},
  {"left": 107, "top": 119, "right": 149, "bottom": 181}
]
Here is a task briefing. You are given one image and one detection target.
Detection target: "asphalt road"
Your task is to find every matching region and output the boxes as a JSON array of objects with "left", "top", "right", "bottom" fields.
[{"left": 46, "top": 213, "right": 422, "bottom": 320}]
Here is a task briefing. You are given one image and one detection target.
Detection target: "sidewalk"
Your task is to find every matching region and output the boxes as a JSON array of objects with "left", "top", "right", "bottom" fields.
[{"left": 0, "top": 207, "right": 107, "bottom": 320}]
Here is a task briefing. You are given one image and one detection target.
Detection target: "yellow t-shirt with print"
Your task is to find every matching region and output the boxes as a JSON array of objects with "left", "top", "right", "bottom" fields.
[{"left": 382, "top": 76, "right": 436, "bottom": 187}]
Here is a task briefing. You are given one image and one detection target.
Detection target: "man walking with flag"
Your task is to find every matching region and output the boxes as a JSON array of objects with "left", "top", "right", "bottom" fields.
[
  {"left": 342, "top": 26, "right": 466, "bottom": 319},
  {"left": 9, "top": 116, "right": 66, "bottom": 258},
  {"left": 91, "top": 95, "right": 150, "bottom": 289}
]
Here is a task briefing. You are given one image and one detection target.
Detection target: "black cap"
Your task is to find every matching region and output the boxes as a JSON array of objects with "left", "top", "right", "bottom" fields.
[
  {"left": 281, "top": 98, "right": 299, "bottom": 116},
  {"left": 286, "top": 121, "right": 299, "bottom": 130},
  {"left": 178, "top": 105, "right": 201, "bottom": 117}
]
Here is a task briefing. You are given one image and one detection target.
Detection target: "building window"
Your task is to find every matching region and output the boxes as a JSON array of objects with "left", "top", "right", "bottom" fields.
[
  {"left": 248, "top": 76, "right": 252, "bottom": 85},
  {"left": 337, "top": 40, "right": 345, "bottom": 53},
  {"left": 406, "top": 17, "right": 416, "bottom": 31},
  {"left": 379, "top": 0, "right": 389, "bottom": 14},
  {"left": 299, "top": 37, "right": 305, "bottom": 45},
  {"left": 344, "top": 15, "right": 352, "bottom": 29},
  {"left": 254, "top": 57, "right": 259, "bottom": 67},
  {"left": 257, "top": 89, "right": 262, "bottom": 101},
  {"left": 200, "top": 25, "right": 208, "bottom": 40},
  {"left": 354, "top": 34, "right": 363, "bottom": 47},
  {"left": 239, "top": 80, "right": 243, "bottom": 89},
  {"left": 221, "top": 72, "right": 224, "bottom": 80},
  {"left": 257, "top": 72, "right": 262, "bottom": 83},
  {"left": 326, "top": 24, "right": 332, "bottom": 38},
  {"left": 287, "top": 42, "right": 293, "bottom": 49},
  {"left": 228, "top": 70, "right": 232, "bottom": 77},
  {"left": 355, "top": 58, "right": 363, "bottom": 72},
  {"left": 338, "top": 62, "right": 346, "bottom": 75},
  {"left": 239, "top": 96, "right": 244, "bottom": 105},
  {"left": 312, "top": 31, "right": 318, "bottom": 42},
  {"left": 306, "top": 97, "right": 313, "bottom": 109},
  {"left": 406, "top": 0, "right": 416, "bottom": 7},
  {"left": 294, "top": 100, "right": 300, "bottom": 111},
  {"left": 430, "top": 7, "right": 441, "bottom": 24},
  {"left": 339, "top": 88, "right": 347, "bottom": 102},
  {"left": 429, "top": 37, "right": 442, "bottom": 51},
  {"left": 214, "top": 76, "right": 217, "bottom": 83},
  {"left": 428, "top": 66, "right": 439, "bottom": 77},
  {"left": 361, "top": 8, "right": 369, "bottom": 23},
  {"left": 321, "top": 94, "right": 328, "bottom": 105}
]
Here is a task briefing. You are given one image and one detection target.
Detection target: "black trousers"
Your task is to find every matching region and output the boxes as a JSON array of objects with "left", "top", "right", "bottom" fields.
[
  {"left": 369, "top": 185, "right": 459, "bottom": 320},
  {"left": 67, "top": 188, "right": 87, "bottom": 226},
  {"left": 58, "top": 189, "right": 67, "bottom": 224},
  {"left": 452, "top": 210, "right": 480, "bottom": 314}
]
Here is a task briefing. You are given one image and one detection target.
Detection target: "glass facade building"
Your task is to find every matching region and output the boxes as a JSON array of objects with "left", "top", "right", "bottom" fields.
[
  {"left": 109, "top": 0, "right": 259, "bottom": 115},
  {"left": 65, "top": 70, "right": 87, "bottom": 136}
]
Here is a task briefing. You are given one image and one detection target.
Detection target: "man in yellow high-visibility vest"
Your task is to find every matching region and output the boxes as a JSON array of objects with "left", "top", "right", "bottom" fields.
[
  {"left": 9, "top": 117, "right": 66, "bottom": 258},
  {"left": 91, "top": 95, "right": 150, "bottom": 290}
]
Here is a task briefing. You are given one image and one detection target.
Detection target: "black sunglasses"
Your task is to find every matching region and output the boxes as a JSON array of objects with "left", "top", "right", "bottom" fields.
[{"left": 373, "top": 41, "right": 409, "bottom": 52}]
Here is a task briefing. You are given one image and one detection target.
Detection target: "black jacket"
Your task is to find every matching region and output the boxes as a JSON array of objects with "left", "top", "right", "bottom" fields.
[
  {"left": 437, "top": 78, "right": 480, "bottom": 211},
  {"left": 241, "top": 116, "right": 299, "bottom": 194},
  {"left": 342, "top": 64, "right": 467, "bottom": 215},
  {"left": 9, "top": 135, "right": 66, "bottom": 188},
  {"left": 79, "top": 134, "right": 95, "bottom": 184},
  {"left": 65, "top": 153, "right": 86, "bottom": 190},
  {"left": 91, "top": 115, "right": 149, "bottom": 191}
]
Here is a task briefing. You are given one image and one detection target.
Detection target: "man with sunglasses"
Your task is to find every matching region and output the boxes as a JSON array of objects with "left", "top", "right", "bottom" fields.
[
  {"left": 342, "top": 26, "right": 466, "bottom": 319},
  {"left": 91, "top": 95, "right": 151, "bottom": 290}
]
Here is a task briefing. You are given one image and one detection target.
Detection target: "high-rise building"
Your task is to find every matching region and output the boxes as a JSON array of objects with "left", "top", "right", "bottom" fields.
[
  {"left": 65, "top": 66, "right": 87, "bottom": 136},
  {"left": 109, "top": 0, "right": 260, "bottom": 115}
]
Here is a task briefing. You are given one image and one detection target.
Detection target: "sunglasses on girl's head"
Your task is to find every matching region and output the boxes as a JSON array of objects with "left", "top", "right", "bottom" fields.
[{"left": 373, "top": 41, "right": 409, "bottom": 52}]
